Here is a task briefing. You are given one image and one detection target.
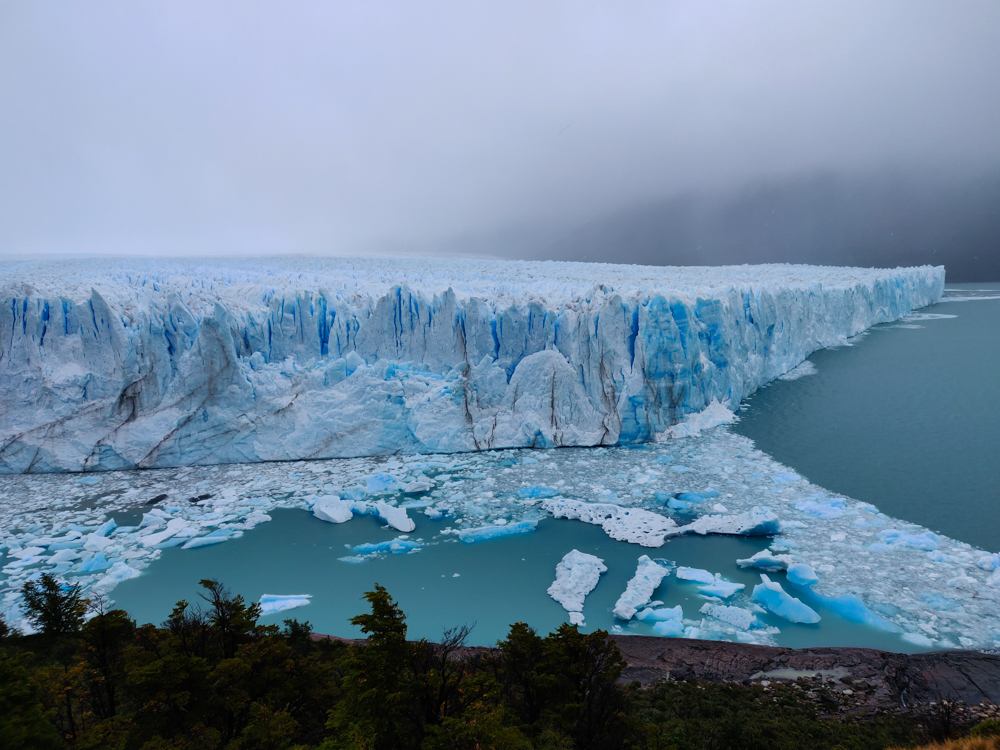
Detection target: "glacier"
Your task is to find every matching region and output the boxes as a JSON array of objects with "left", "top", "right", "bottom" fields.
[{"left": 0, "top": 257, "right": 943, "bottom": 473}]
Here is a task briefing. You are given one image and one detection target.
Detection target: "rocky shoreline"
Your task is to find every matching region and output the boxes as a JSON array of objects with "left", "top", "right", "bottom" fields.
[{"left": 316, "top": 632, "right": 1000, "bottom": 720}]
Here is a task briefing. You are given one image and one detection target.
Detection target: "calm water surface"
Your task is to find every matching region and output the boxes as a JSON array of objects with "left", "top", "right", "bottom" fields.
[{"left": 734, "top": 283, "right": 1000, "bottom": 552}]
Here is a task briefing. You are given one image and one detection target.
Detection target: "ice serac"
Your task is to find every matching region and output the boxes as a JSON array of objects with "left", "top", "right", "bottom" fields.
[{"left": 0, "top": 258, "right": 945, "bottom": 472}]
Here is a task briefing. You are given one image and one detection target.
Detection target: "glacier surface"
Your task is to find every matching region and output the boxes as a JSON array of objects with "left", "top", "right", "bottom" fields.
[{"left": 0, "top": 257, "right": 943, "bottom": 473}]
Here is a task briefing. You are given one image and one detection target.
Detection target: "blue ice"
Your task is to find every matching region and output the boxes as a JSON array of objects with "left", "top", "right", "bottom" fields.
[
  {"left": 752, "top": 575, "right": 821, "bottom": 624},
  {"left": 458, "top": 521, "right": 538, "bottom": 543}
]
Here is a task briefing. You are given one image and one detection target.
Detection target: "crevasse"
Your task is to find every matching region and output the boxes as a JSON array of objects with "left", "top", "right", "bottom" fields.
[{"left": 0, "top": 257, "right": 944, "bottom": 473}]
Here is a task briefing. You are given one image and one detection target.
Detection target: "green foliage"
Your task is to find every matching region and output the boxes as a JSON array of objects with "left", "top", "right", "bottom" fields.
[
  {"left": 1, "top": 579, "right": 946, "bottom": 749},
  {"left": 971, "top": 718, "right": 1000, "bottom": 738},
  {"left": 0, "top": 649, "right": 61, "bottom": 749},
  {"left": 21, "top": 573, "right": 87, "bottom": 638},
  {"left": 630, "top": 679, "right": 918, "bottom": 750}
]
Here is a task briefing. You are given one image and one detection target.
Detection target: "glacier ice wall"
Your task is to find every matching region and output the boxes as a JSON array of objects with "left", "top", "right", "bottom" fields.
[{"left": 0, "top": 258, "right": 944, "bottom": 473}]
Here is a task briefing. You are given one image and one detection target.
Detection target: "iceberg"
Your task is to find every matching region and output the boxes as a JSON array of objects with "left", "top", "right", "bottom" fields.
[
  {"left": 613, "top": 555, "right": 673, "bottom": 620},
  {"left": 259, "top": 594, "right": 312, "bottom": 615},
  {"left": 752, "top": 574, "right": 821, "bottom": 624},
  {"left": 0, "top": 257, "right": 943, "bottom": 473},
  {"left": 637, "top": 605, "right": 684, "bottom": 623},
  {"left": 310, "top": 496, "right": 354, "bottom": 524},
  {"left": 371, "top": 501, "right": 415, "bottom": 533},
  {"left": 547, "top": 549, "right": 607, "bottom": 626},
  {"left": 737, "top": 550, "right": 795, "bottom": 572}
]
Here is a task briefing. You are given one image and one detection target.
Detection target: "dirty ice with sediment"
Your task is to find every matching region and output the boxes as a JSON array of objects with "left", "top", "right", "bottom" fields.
[{"left": 3, "top": 257, "right": 997, "bottom": 651}]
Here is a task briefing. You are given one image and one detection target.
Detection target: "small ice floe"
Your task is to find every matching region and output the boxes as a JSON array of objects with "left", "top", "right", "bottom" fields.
[
  {"left": 676, "top": 567, "right": 745, "bottom": 600},
  {"left": 613, "top": 556, "right": 673, "bottom": 620},
  {"left": 737, "top": 550, "right": 795, "bottom": 572},
  {"left": 675, "top": 507, "right": 779, "bottom": 537},
  {"left": 259, "top": 594, "right": 312, "bottom": 615},
  {"left": 752, "top": 574, "right": 820, "bottom": 624},
  {"left": 458, "top": 520, "right": 537, "bottom": 543},
  {"left": 547, "top": 550, "right": 607, "bottom": 627}
]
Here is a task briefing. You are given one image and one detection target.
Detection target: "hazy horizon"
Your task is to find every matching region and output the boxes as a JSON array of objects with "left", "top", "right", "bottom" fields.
[{"left": 2, "top": 1, "right": 998, "bottom": 277}]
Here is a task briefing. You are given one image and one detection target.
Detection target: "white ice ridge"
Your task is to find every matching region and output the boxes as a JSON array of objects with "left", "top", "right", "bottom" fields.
[
  {"left": 548, "top": 549, "right": 608, "bottom": 626},
  {"left": 0, "top": 257, "right": 943, "bottom": 472}
]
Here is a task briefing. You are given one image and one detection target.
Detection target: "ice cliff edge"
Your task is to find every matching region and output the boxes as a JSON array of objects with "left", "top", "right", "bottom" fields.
[{"left": 0, "top": 258, "right": 944, "bottom": 472}]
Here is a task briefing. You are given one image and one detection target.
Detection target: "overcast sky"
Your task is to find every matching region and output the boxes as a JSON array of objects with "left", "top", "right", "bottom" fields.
[{"left": 1, "top": 1, "right": 999, "bottom": 258}]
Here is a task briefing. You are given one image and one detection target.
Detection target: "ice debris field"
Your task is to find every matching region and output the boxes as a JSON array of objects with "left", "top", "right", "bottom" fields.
[
  {"left": 4, "top": 258, "right": 997, "bottom": 651},
  {"left": 0, "top": 257, "right": 942, "bottom": 472},
  {"left": 3, "top": 420, "right": 999, "bottom": 649}
]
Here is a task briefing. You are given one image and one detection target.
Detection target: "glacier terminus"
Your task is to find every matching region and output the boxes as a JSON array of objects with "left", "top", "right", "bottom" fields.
[{"left": 0, "top": 257, "right": 943, "bottom": 473}]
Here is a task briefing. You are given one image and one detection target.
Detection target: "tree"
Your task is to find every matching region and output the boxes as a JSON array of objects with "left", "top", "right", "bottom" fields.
[
  {"left": 198, "top": 579, "right": 263, "bottom": 659},
  {"left": 79, "top": 600, "right": 135, "bottom": 720},
  {"left": 20, "top": 573, "right": 87, "bottom": 638},
  {"left": 326, "top": 584, "right": 422, "bottom": 750},
  {"left": 0, "top": 651, "right": 61, "bottom": 749}
]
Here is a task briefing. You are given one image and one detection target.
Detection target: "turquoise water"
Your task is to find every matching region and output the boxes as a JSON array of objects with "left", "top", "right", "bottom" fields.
[
  {"left": 734, "top": 284, "right": 1000, "bottom": 552},
  {"left": 111, "top": 509, "right": 921, "bottom": 651}
]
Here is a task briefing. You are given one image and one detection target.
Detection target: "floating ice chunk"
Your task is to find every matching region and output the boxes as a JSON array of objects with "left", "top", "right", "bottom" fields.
[
  {"left": 94, "top": 519, "right": 117, "bottom": 536},
  {"left": 698, "top": 580, "right": 745, "bottom": 599},
  {"left": 659, "top": 400, "right": 736, "bottom": 439},
  {"left": 786, "top": 563, "right": 819, "bottom": 587},
  {"left": 78, "top": 475, "right": 102, "bottom": 486},
  {"left": 676, "top": 507, "right": 779, "bottom": 537},
  {"left": 871, "top": 529, "right": 939, "bottom": 551},
  {"left": 181, "top": 530, "right": 231, "bottom": 549},
  {"left": 365, "top": 473, "right": 401, "bottom": 493},
  {"left": 517, "top": 486, "right": 559, "bottom": 499},
  {"left": 636, "top": 605, "right": 684, "bottom": 622},
  {"left": 543, "top": 498, "right": 678, "bottom": 547},
  {"left": 311, "top": 496, "right": 354, "bottom": 524},
  {"left": 76, "top": 553, "right": 112, "bottom": 572},
  {"left": 458, "top": 520, "right": 537, "bottom": 543},
  {"left": 771, "top": 473, "right": 801, "bottom": 484},
  {"left": 140, "top": 518, "right": 192, "bottom": 547},
  {"left": 977, "top": 553, "right": 1000, "bottom": 572},
  {"left": 700, "top": 603, "right": 758, "bottom": 630},
  {"left": 259, "top": 594, "right": 312, "bottom": 615},
  {"left": 83, "top": 534, "right": 113, "bottom": 552},
  {"left": 794, "top": 498, "right": 845, "bottom": 519},
  {"left": 613, "top": 555, "right": 674, "bottom": 620},
  {"left": 47, "top": 549, "right": 81, "bottom": 565},
  {"left": 921, "top": 592, "right": 958, "bottom": 611},
  {"left": 676, "top": 567, "right": 715, "bottom": 584},
  {"left": 752, "top": 575, "right": 820, "bottom": 624},
  {"left": 802, "top": 592, "right": 901, "bottom": 633},
  {"left": 652, "top": 617, "right": 686, "bottom": 637},
  {"left": 351, "top": 539, "right": 422, "bottom": 555},
  {"left": 373, "top": 501, "right": 415, "bottom": 532},
  {"left": 902, "top": 632, "right": 936, "bottom": 648},
  {"left": 95, "top": 561, "right": 140, "bottom": 590},
  {"left": 547, "top": 550, "right": 607, "bottom": 626},
  {"left": 737, "top": 550, "right": 795, "bottom": 572}
]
